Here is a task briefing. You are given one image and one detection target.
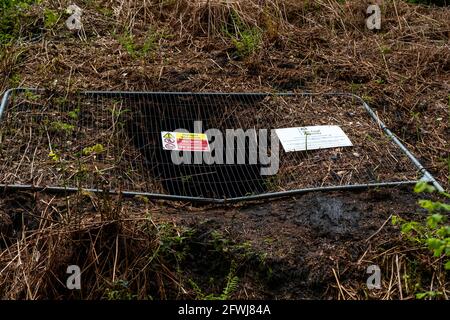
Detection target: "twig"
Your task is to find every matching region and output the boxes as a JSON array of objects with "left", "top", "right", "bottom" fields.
[
  {"left": 332, "top": 267, "right": 345, "bottom": 300},
  {"left": 366, "top": 214, "right": 393, "bottom": 242}
]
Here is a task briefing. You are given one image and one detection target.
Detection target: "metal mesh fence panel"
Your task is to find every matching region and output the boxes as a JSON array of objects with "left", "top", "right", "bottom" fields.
[{"left": 0, "top": 89, "right": 431, "bottom": 202}]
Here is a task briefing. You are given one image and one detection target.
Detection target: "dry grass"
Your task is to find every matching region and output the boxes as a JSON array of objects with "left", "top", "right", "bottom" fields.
[
  {"left": 0, "top": 192, "right": 191, "bottom": 299},
  {"left": 331, "top": 243, "right": 450, "bottom": 300}
]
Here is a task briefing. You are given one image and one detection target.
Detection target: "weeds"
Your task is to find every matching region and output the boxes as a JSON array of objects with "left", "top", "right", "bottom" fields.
[
  {"left": 223, "top": 10, "right": 262, "bottom": 58},
  {"left": 190, "top": 262, "right": 239, "bottom": 300},
  {"left": 104, "top": 280, "right": 137, "bottom": 300},
  {"left": 82, "top": 143, "right": 105, "bottom": 156},
  {"left": 23, "top": 89, "right": 40, "bottom": 101},
  {"left": 48, "top": 150, "right": 59, "bottom": 161},
  {"left": 43, "top": 8, "right": 59, "bottom": 29},
  {"left": 9, "top": 73, "right": 21, "bottom": 86},
  {"left": 392, "top": 181, "right": 450, "bottom": 298},
  {"left": 0, "top": 0, "right": 36, "bottom": 44},
  {"left": 50, "top": 121, "right": 74, "bottom": 134},
  {"left": 68, "top": 108, "right": 80, "bottom": 119},
  {"left": 118, "top": 28, "right": 162, "bottom": 59}
]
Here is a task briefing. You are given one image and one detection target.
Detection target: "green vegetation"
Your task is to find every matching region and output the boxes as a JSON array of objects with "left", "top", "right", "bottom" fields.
[
  {"left": 50, "top": 121, "right": 75, "bottom": 134},
  {"left": 82, "top": 143, "right": 105, "bottom": 156},
  {"left": 392, "top": 181, "right": 450, "bottom": 298},
  {"left": 48, "top": 150, "right": 59, "bottom": 162},
  {"left": 109, "top": 107, "right": 130, "bottom": 118},
  {"left": 361, "top": 95, "right": 374, "bottom": 104},
  {"left": 9, "top": 73, "right": 21, "bottom": 87},
  {"left": 68, "top": 108, "right": 80, "bottom": 120},
  {"left": 0, "top": 0, "right": 448, "bottom": 301},
  {"left": 23, "top": 90, "right": 40, "bottom": 101},
  {"left": 104, "top": 280, "right": 137, "bottom": 300},
  {"left": 349, "top": 82, "right": 362, "bottom": 93},
  {"left": 118, "top": 28, "right": 162, "bottom": 59},
  {"left": 380, "top": 46, "right": 391, "bottom": 55},
  {"left": 263, "top": 176, "right": 279, "bottom": 191},
  {"left": 43, "top": 8, "right": 59, "bottom": 29},
  {"left": 223, "top": 10, "right": 262, "bottom": 58},
  {"left": 0, "top": 0, "right": 37, "bottom": 44},
  {"left": 189, "top": 263, "right": 239, "bottom": 300}
]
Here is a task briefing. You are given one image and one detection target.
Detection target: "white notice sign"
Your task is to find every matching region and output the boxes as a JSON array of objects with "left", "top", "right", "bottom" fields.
[{"left": 275, "top": 125, "right": 353, "bottom": 152}]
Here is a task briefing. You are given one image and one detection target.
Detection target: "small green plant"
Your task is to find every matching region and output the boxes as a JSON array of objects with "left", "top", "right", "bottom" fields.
[
  {"left": 392, "top": 181, "right": 450, "bottom": 298},
  {"left": 54, "top": 97, "right": 68, "bottom": 106},
  {"left": 118, "top": 28, "right": 161, "bottom": 59},
  {"left": 189, "top": 263, "right": 239, "bottom": 300},
  {"left": 263, "top": 176, "right": 279, "bottom": 191},
  {"left": 44, "top": 8, "right": 59, "bottom": 29},
  {"left": 109, "top": 107, "right": 130, "bottom": 118},
  {"left": 416, "top": 291, "right": 444, "bottom": 299},
  {"left": 97, "top": 7, "right": 114, "bottom": 17},
  {"left": 223, "top": 10, "right": 262, "bottom": 58},
  {"left": 68, "top": 108, "right": 80, "bottom": 120},
  {"left": 48, "top": 150, "right": 59, "bottom": 161},
  {"left": 361, "top": 95, "right": 374, "bottom": 104},
  {"left": 104, "top": 280, "right": 137, "bottom": 300},
  {"left": 134, "top": 195, "right": 149, "bottom": 204},
  {"left": 380, "top": 46, "right": 391, "bottom": 55},
  {"left": 142, "top": 222, "right": 195, "bottom": 270},
  {"left": 50, "top": 121, "right": 74, "bottom": 134},
  {"left": 0, "top": 0, "right": 36, "bottom": 44},
  {"left": 9, "top": 73, "right": 21, "bottom": 86},
  {"left": 141, "top": 32, "right": 159, "bottom": 57},
  {"left": 350, "top": 82, "right": 362, "bottom": 93},
  {"left": 118, "top": 33, "right": 135, "bottom": 56},
  {"left": 232, "top": 28, "right": 262, "bottom": 58},
  {"left": 409, "top": 111, "right": 423, "bottom": 141},
  {"left": 82, "top": 143, "right": 105, "bottom": 156},
  {"left": 24, "top": 90, "right": 40, "bottom": 101},
  {"left": 181, "top": 175, "right": 193, "bottom": 183},
  {"left": 74, "top": 163, "right": 89, "bottom": 180}
]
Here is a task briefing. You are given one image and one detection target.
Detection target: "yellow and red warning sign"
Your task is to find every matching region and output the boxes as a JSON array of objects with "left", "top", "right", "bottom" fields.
[{"left": 161, "top": 131, "right": 210, "bottom": 151}]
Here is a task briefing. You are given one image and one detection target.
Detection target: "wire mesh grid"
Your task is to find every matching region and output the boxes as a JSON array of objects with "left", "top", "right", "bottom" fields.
[{"left": 0, "top": 89, "right": 424, "bottom": 202}]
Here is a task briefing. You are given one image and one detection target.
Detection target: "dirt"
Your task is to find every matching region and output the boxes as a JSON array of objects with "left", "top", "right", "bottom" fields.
[{"left": 148, "top": 186, "right": 420, "bottom": 299}]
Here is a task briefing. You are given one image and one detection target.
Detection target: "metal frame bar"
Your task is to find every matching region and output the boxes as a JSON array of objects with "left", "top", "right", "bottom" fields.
[
  {"left": 0, "top": 87, "right": 444, "bottom": 203},
  {"left": 0, "top": 181, "right": 420, "bottom": 204}
]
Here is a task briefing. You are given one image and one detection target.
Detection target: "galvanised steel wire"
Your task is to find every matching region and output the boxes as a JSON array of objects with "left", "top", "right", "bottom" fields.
[{"left": 0, "top": 88, "right": 441, "bottom": 203}]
